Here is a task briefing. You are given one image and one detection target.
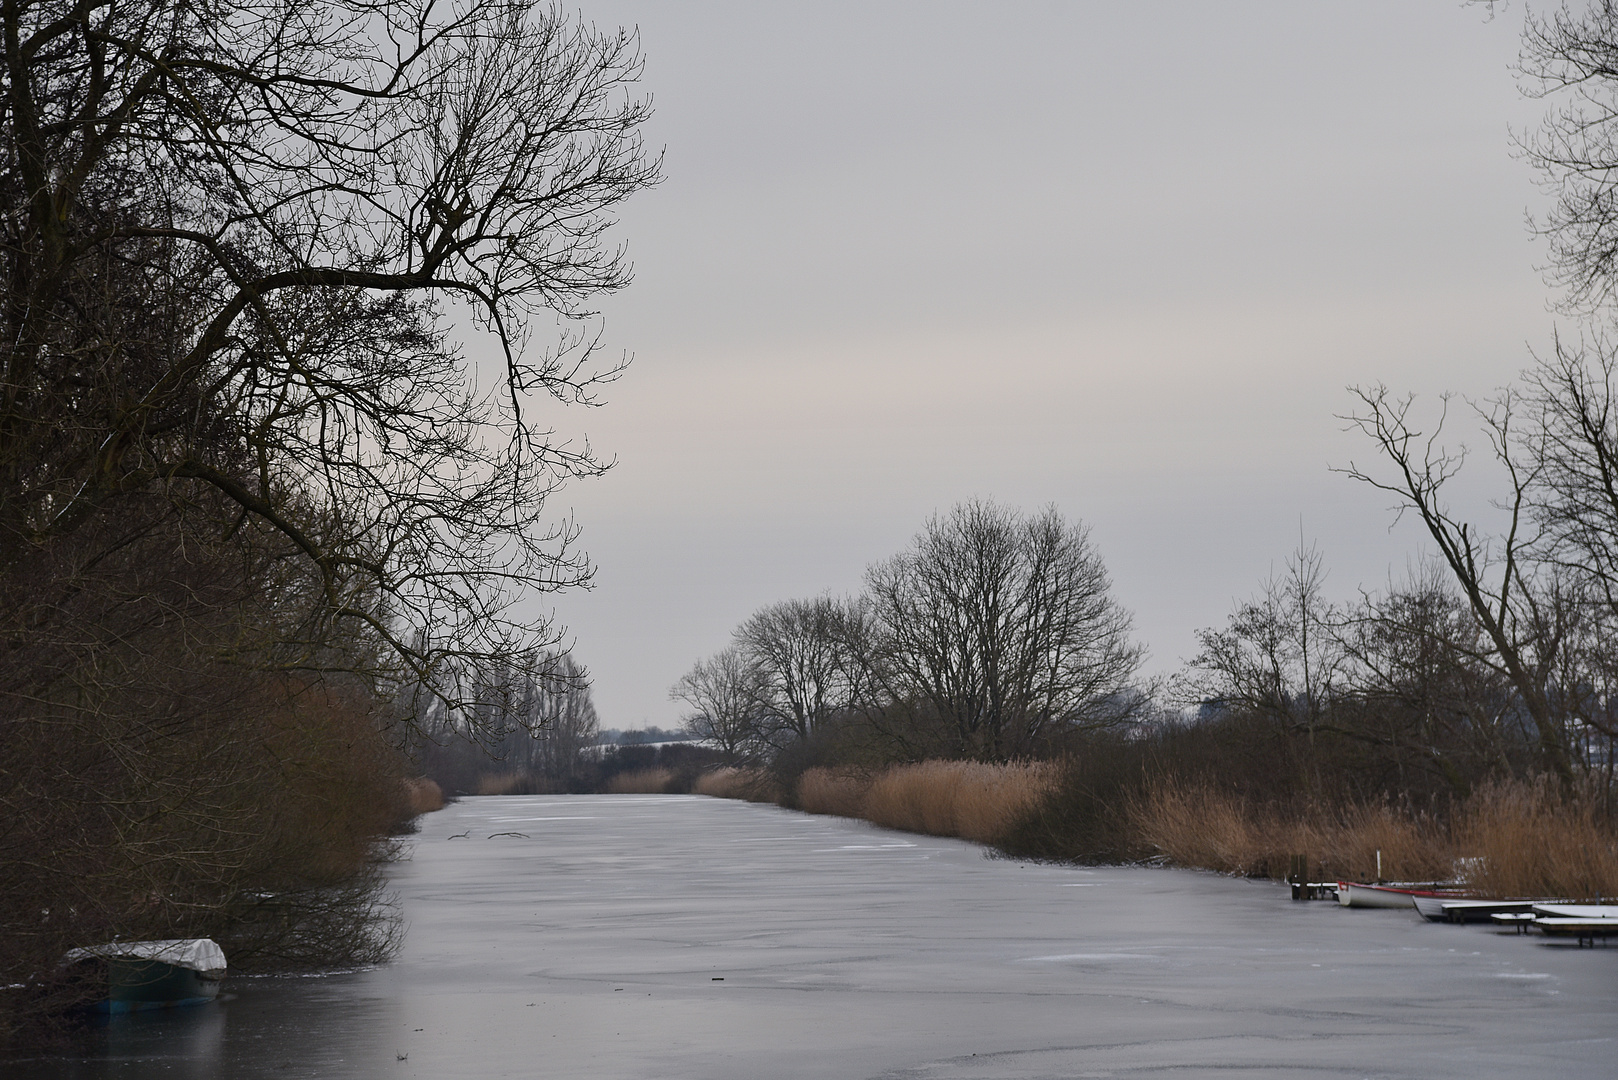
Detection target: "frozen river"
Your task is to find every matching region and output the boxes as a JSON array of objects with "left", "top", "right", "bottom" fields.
[{"left": 11, "top": 794, "right": 1617, "bottom": 1079}]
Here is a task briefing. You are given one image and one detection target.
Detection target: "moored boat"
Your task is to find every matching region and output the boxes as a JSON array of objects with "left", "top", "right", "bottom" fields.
[
  {"left": 1532, "top": 916, "right": 1618, "bottom": 946},
  {"left": 1530, "top": 903, "right": 1618, "bottom": 920},
  {"left": 62, "top": 938, "right": 226, "bottom": 1013},
  {"left": 1336, "top": 882, "right": 1468, "bottom": 909},
  {"left": 1412, "top": 897, "right": 1541, "bottom": 923}
]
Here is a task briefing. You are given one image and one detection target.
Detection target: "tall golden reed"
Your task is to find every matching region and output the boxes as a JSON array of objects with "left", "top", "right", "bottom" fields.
[
  {"left": 403, "top": 776, "right": 445, "bottom": 813},
  {"left": 1131, "top": 782, "right": 1451, "bottom": 882},
  {"left": 692, "top": 766, "right": 781, "bottom": 802},
  {"left": 860, "top": 761, "right": 1054, "bottom": 844},
  {"left": 695, "top": 757, "right": 1617, "bottom": 898},
  {"left": 1456, "top": 779, "right": 1618, "bottom": 899},
  {"left": 474, "top": 772, "right": 523, "bottom": 796},
  {"left": 1133, "top": 777, "right": 1617, "bottom": 895},
  {"left": 795, "top": 768, "right": 871, "bottom": 817},
  {"left": 700, "top": 761, "right": 1052, "bottom": 845},
  {"left": 602, "top": 768, "right": 674, "bottom": 794}
]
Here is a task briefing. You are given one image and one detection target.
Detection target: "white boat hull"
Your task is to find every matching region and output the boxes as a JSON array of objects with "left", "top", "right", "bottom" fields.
[
  {"left": 1337, "top": 883, "right": 1416, "bottom": 909},
  {"left": 1414, "top": 897, "right": 1540, "bottom": 923},
  {"left": 1337, "top": 882, "right": 1466, "bottom": 910},
  {"left": 1531, "top": 903, "right": 1618, "bottom": 919}
]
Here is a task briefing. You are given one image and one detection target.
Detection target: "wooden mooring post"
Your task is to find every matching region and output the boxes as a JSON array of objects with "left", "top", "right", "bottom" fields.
[{"left": 1288, "top": 854, "right": 1309, "bottom": 901}]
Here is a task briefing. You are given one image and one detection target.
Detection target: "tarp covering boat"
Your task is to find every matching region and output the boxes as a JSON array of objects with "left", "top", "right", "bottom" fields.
[
  {"left": 62, "top": 939, "right": 225, "bottom": 975},
  {"left": 62, "top": 938, "right": 226, "bottom": 1012}
]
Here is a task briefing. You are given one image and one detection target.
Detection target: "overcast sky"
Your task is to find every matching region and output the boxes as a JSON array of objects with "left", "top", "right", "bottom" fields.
[{"left": 524, "top": 1, "right": 1561, "bottom": 729}]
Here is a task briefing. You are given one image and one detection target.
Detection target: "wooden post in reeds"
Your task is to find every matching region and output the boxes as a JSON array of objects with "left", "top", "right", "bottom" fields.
[{"left": 1288, "top": 853, "right": 1308, "bottom": 900}]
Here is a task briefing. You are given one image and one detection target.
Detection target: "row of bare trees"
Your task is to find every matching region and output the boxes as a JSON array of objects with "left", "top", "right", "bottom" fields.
[
  {"left": 1175, "top": 4, "right": 1618, "bottom": 809},
  {"left": 1184, "top": 537, "right": 1617, "bottom": 803},
  {"left": 1180, "top": 2, "right": 1618, "bottom": 801},
  {"left": 404, "top": 654, "right": 603, "bottom": 794},
  {"left": 673, "top": 501, "right": 1146, "bottom": 764}
]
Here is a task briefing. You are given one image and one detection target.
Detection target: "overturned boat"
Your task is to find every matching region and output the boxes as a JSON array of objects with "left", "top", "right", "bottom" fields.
[{"left": 62, "top": 938, "right": 226, "bottom": 1013}]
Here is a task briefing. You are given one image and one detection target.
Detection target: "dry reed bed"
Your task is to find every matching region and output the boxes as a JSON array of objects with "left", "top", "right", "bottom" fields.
[
  {"left": 1132, "top": 783, "right": 1452, "bottom": 883},
  {"left": 473, "top": 772, "right": 523, "bottom": 796},
  {"left": 403, "top": 776, "right": 445, "bottom": 814},
  {"left": 1454, "top": 780, "right": 1618, "bottom": 898},
  {"left": 692, "top": 766, "right": 781, "bottom": 802},
  {"left": 796, "top": 767, "right": 870, "bottom": 817},
  {"left": 794, "top": 761, "right": 1054, "bottom": 845},
  {"left": 697, "top": 759, "right": 1618, "bottom": 898},
  {"left": 1134, "top": 778, "right": 1618, "bottom": 898},
  {"left": 603, "top": 768, "right": 676, "bottom": 794}
]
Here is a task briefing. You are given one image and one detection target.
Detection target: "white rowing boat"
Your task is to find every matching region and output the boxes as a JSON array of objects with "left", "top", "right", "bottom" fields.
[{"left": 1336, "top": 881, "right": 1468, "bottom": 910}]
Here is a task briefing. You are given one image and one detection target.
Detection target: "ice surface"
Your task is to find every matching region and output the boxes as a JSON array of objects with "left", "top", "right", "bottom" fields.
[{"left": 13, "top": 794, "right": 1616, "bottom": 1079}]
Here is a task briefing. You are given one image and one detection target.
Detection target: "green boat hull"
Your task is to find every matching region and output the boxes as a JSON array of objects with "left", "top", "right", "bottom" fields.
[{"left": 92, "top": 959, "right": 223, "bottom": 1013}]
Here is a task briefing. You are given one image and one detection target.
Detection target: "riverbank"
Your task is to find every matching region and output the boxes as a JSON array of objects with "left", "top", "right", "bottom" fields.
[{"left": 694, "top": 760, "right": 1618, "bottom": 898}]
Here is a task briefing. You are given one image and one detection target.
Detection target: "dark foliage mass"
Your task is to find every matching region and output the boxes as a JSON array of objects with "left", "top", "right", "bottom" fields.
[
  {"left": 0, "top": 0, "right": 654, "bottom": 1041},
  {"left": 0, "top": 490, "right": 415, "bottom": 1036}
]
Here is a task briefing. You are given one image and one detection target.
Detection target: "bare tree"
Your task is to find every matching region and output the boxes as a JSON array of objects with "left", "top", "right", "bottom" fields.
[
  {"left": 1521, "top": 335, "right": 1618, "bottom": 606},
  {"left": 1519, "top": 1, "right": 1618, "bottom": 314},
  {"left": 732, "top": 596, "right": 870, "bottom": 745},
  {"left": 671, "top": 646, "right": 770, "bottom": 763},
  {"left": 1340, "top": 386, "right": 1577, "bottom": 780},
  {"left": 864, "top": 501, "right": 1143, "bottom": 760},
  {"left": 1336, "top": 564, "right": 1533, "bottom": 789},
  {"left": 415, "top": 651, "right": 599, "bottom": 787},
  {"left": 0, "top": 0, "right": 660, "bottom": 720},
  {"left": 509, "top": 656, "right": 601, "bottom": 785},
  {"left": 1185, "top": 539, "right": 1337, "bottom": 740}
]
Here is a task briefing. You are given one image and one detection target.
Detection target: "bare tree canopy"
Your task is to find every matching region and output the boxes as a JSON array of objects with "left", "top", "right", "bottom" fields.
[
  {"left": 865, "top": 501, "right": 1143, "bottom": 759},
  {"left": 1522, "top": 1, "right": 1618, "bottom": 313},
  {"left": 1185, "top": 540, "right": 1335, "bottom": 736},
  {"left": 0, "top": 0, "right": 659, "bottom": 713},
  {"left": 1339, "top": 384, "right": 1592, "bottom": 780},
  {"left": 670, "top": 504, "right": 1143, "bottom": 766},
  {"left": 733, "top": 596, "right": 870, "bottom": 744},
  {"left": 670, "top": 646, "right": 770, "bottom": 763},
  {"left": 1310, "top": 3, "right": 1618, "bottom": 789}
]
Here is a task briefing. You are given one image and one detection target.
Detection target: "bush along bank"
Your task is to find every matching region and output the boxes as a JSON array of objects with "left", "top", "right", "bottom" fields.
[{"left": 0, "top": 673, "right": 444, "bottom": 1045}]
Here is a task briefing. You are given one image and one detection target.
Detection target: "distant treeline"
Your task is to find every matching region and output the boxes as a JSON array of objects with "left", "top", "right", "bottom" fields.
[
  {"left": 663, "top": 6, "right": 1618, "bottom": 864},
  {"left": 668, "top": 488, "right": 1616, "bottom": 884},
  {"left": 673, "top": 498, "right": 1616, "bottom": 802},
  {"left": 404, "top": 667, "right": 720, "bottom": 796}
]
